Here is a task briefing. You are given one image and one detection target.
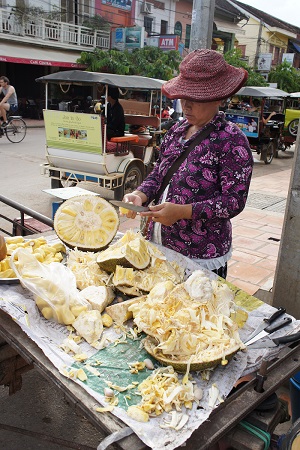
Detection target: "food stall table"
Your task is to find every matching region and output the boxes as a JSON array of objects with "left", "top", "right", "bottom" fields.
[{"left": 1, "top": 232, "right": 300, "bottom": 450}]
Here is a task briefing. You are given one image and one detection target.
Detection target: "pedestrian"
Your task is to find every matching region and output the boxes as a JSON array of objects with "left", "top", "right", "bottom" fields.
[
  {"left": 0, "top": 76, "right": 18, "bottom": 127},
  {"left": 122, "top": 49, "right": 253, "bottom": 279},
  {"left": 106, "top": 87, "right": 125, "bottom": 141}
]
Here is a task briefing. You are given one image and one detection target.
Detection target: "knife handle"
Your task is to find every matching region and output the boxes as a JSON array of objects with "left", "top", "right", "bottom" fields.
[
  {"left": 264, "top": 307, "right": 286, "bottom": 324},
  {"left": 265, "top": 317, "right": 292, "bottom": 333},
  {"left": 273, "top": 332, "right": 300, "bottom": 346}
]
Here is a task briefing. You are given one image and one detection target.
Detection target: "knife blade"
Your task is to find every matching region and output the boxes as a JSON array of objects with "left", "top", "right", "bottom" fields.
[
  {"left": 110, "top": 200, "right": 149, "bottom": 212},
  {"left": 244, "top": 307, "right": 286, "bottom": 343},
  {"left": 247, "top": 331, "right": 300, "bottom": 349},
  {"left": 245, "top": 316, "right": 292, "bottom": 346}
]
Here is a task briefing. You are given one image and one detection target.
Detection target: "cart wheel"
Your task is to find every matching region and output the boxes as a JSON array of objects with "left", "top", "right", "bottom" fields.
[
  {"left": 263, "top": 141, "right": 275, "bottom": 164},
  {"left": 114, "top": 164, "right": 143, "bottom": 200},
  {"left": 50, "top": 172, "right": 77, "bottom": 189}
]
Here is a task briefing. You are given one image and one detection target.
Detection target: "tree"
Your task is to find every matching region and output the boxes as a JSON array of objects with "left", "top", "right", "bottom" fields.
[
  {"left": 77, "top": 47, "right": 181, "bottom": 80},
  {"left": 268, "top": 61, "right": 300, "bottom": 93},
  {"left": 224, "top": 49, "right": 268, "bottom": 87}
]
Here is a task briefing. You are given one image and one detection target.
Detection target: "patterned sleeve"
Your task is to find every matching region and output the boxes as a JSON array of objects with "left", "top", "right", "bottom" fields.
[{"left": 191, "top": 123, "right": 254, "bottom": 221}]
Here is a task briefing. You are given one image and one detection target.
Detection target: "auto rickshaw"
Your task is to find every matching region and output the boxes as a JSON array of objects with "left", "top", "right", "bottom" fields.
[
  {"left": 36, "top": 71, "right": 165, "bottom": 199},
  {"left": 225, "top": 86, "right": 289, "bottom": 164},
  {"left": 283, "top": 92, "right": 300, "bottom": 146}
]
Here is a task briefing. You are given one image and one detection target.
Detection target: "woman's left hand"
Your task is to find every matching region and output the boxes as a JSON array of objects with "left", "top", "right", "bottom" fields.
[{"left": 140, "top": 202, "right": 192, "bottom": 226}]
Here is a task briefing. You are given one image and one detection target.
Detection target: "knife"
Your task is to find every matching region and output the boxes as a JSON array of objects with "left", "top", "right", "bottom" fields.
[
  {"left": 247, "top": 331, "right": 300, "bottom": 349},
  {"left": 244, "top": 307, "right": 286, "bottom": 343},
  {"left": 110, "top": 200, "right": 149, "bottom": 212},
  {"left": 245, "top": 316, "right": 293, "bottom": 346}
]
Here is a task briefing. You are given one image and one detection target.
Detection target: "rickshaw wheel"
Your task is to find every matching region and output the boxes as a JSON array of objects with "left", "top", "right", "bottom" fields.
[
  {"left": 114, "top": 164, "right": 144, "bottom": 200},
  {"left": 263, "top": 141, "right": 275, "bottom": 165},
  {"left": 288, "top": 119, "right": 299, "bottom": 137}
]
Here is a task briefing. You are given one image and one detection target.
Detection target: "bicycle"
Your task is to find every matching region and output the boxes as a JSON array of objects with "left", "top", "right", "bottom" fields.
[{"left": 0, "top": 115, "right": 27, "bottom": 143}]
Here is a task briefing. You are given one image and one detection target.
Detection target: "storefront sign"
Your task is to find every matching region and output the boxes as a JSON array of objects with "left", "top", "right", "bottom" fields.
[
  {"left": 0, "top": 55, "right": 85, "bottom": 68},
  {"left": 159, "top": 35, "right": 179, "bottom": 51},
  {"left": 257, "top": 53, "right": 272, "bottom": 71},
  {"left": 102, "top": 0, "right": 132, "bottom": 11},
  {"left": 282, "top": 53, "right": 295, "bottom": 64}
]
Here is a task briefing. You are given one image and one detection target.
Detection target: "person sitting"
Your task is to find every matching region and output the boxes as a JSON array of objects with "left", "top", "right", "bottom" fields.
[
  {"left": 0, "top": 76, "right": 18, "bottom": 127},
  {"left": 248, "top": 99, "right": 276, "bottom": 124},
  {"left": 106, "top": 87, "right": 125, "bottom": 141},
  {"left": 228, "top": 96, "right": 242, "bottom": 109}
]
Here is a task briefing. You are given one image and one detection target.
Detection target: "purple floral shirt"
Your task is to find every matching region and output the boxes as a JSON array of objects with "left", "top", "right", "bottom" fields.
[{"left": 138, "top": 112, "right": 253, "bottom": 260}]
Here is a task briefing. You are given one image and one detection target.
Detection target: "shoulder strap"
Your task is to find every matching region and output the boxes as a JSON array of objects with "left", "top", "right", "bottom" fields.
[{"left": 153, "top": 123, "right": 215, "bottom": 203}]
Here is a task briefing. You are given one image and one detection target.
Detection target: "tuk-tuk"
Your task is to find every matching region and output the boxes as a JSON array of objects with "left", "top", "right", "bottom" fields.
[
  {"left": 225, "top": 86, "right": 289, "bottom": 164},
  {"left": 36, "top": 71, "right": 165, "bottom": 199},
  {"left": 284, "top": 92, "right": 300, "bottom": 145}
]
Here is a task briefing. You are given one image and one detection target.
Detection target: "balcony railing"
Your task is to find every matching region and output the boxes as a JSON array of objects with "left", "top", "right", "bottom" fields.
[{"left": 0, "top": 9, "right": 110, "bottom": 50}]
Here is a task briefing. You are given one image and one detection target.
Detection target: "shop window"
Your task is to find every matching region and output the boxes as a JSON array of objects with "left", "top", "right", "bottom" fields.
[
  {"left": 161, "top": 20, "right": 167, "bottom": 35},
  {"left": 144, "top": 16, "right": 153, "bottom": 35},
  {"left": 185, "top": 24, "right": 191, "bottom": 49},
  {"left": 174, "top": 21, "right": 182, "bottom": 39}
]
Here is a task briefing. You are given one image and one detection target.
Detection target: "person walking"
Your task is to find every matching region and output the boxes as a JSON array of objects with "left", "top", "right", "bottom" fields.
[
  {"left": 122, "top": 49, "right": 253, "bottom": 279},
  {"left": 0, "top": 76, "right": 18, "bottom": 127}
]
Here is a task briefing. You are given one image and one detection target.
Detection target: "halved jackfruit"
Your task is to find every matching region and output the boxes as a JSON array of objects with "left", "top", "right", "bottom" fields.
[
  {"left": 97, "top": 235, "right": 150, "bottom": 272},
  {"left": 54, "top": 195, "right": 119, "bottom": 251}
]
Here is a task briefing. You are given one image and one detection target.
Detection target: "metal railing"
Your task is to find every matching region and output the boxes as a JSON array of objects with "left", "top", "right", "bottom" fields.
[
  {"left": 0, "top": 195, "right": 53, "bottom": 237},
  {"left": 0, "top": 8, "right": 110, "bottom": 50}
]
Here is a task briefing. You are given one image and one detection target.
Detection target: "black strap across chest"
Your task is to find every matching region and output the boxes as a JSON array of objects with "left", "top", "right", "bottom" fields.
[{"left": 153, "top": 123, "right": 216, "bottom": 204}]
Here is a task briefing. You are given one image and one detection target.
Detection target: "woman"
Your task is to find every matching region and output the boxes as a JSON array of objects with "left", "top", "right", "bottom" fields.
[{"left": 123, "top": 49, "right": 253, "bottom": 279}]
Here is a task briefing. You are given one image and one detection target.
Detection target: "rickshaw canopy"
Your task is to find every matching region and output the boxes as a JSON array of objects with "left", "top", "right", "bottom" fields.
[
  {"left": 235, "top": 86, "right": 289, "bottom": 98},
  {"left": 36, "top": 70, "right": 166, "bottom": 91}
]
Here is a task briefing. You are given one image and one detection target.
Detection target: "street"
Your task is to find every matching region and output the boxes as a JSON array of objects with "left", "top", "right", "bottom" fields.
[
  {"left": 0, "top": 127, "right": 296, "bottom": 449},
  {"left": 0, "top": 126, "right": 295, "bottom": 235}
]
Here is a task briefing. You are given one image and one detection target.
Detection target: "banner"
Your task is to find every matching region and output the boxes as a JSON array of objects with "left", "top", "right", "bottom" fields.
[{"left": 43, "top": 110, "right": 102, "bottom": 154}]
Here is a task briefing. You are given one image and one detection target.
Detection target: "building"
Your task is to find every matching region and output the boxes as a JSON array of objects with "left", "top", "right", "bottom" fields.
[
  {"left": 229, "top": 0, "right": 300, "bottom": 70},
  {"left": 0, "top": 1, "right": 109, "bottom": 110}
]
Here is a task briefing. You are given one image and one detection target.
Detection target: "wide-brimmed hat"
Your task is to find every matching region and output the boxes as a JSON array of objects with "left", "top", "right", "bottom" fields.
[{"left": 162, "top": 49, "right": 248, "bottom": 102}]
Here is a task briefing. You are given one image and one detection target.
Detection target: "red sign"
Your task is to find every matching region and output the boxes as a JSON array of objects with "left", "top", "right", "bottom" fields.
[
  {"left": 0, "top": 55, "right": 86, "bottom": 68},
  {"left": 159, "top": 35, "right": 179, "bottom": 51}
]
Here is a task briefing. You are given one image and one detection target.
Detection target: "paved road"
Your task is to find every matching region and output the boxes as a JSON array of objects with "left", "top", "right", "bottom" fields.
[
  {"left": 0, "top": 127, "right": 295, "bottom": 235},
  {"left": 0, "top": 128, "right": 296, "bottom": 449}
]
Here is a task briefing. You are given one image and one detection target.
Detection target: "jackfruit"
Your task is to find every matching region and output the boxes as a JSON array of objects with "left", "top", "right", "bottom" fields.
[{"left": 54, "top": 195, "right": 119, "bottom": 251}]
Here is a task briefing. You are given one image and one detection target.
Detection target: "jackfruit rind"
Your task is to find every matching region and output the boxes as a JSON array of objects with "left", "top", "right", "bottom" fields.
[
  {"left": 144, "top": 336, "right": 240, "bottom": 373},
  {"left": 54, "top": 195, "right": 119, "bottom": 251}
]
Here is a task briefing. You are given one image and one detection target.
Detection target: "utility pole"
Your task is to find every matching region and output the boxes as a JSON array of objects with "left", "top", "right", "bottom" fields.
[
  {"left": 254, "top": 20, "right": 263, "bottom": 68},
  {"left": 272, "top": 130, "right": 300, "bottom": 319},
  {"left": 190, "top": 0, "right": 216, "bottom": 51}
]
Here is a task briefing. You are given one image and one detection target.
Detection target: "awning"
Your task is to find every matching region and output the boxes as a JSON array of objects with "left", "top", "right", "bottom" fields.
[
  {"left": 214, "top": 19, "right": 245, "bottom": 35},
  {"left": 292, "top": 42, "right": 300, "bottom": 53},
  {"left": 0, "top": 45, "right": 86, "bottom": 68}
]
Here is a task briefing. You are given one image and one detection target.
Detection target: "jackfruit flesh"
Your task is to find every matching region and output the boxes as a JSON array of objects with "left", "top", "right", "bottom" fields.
[{"left": 54, "top": 195, "right": 119, "bottom": 251}]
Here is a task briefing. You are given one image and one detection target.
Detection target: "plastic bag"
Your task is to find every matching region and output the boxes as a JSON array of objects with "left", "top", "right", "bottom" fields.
[{"left": 10, "top": 248, "right": 90, "bottom": 324}]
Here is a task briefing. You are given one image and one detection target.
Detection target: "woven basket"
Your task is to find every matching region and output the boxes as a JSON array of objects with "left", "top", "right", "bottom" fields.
[{"left": 144, "top": 336, "right": 240, "bottom": 373}]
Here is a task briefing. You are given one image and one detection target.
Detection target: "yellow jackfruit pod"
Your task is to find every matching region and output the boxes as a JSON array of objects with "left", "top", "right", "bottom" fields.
[
  {"left": 0, "top": 268, "right": 16, "bottom": 278},
  {"left": 41, "top": 306, "right": 54, "bottom": 320},
  {"left": 101, "top": 313, "right": 113, "bottom": 328},
  {"left": 54, "top": 305, "right": 76, "bottom": 325}
]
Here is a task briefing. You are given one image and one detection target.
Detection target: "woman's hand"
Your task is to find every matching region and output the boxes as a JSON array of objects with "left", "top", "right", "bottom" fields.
[{"left": 140, "top": 202, "right": 192, "bottom": 226}]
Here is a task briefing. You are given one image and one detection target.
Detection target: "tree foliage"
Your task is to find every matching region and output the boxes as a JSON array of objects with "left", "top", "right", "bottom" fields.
[
  {"left": 268, "top": 61, "right": 300, "bottom": 93},
  {"left": 77, "top": 47, "right": 181, "bottom": 80},
  {"left": 82, "top": 14, "right": 110, "bottom": 31},
  {"left": 224, "top": 49, "right": 268, "bottom": 86}
]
